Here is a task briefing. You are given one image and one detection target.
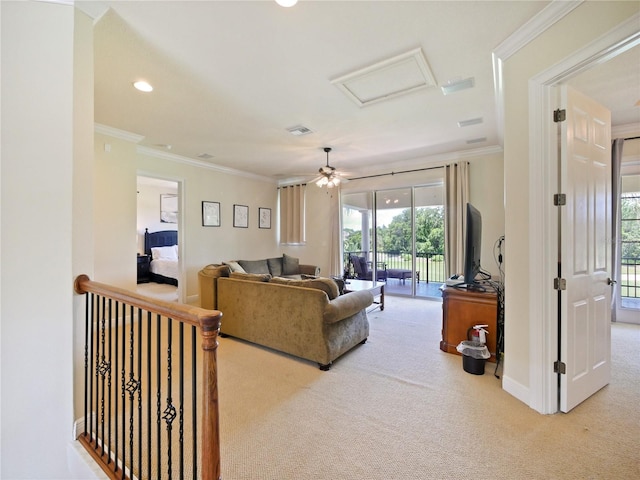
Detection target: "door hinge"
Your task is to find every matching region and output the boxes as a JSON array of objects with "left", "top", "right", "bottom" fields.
[
  {"left": 554, "top": 361, "right": 566, "bottom": 374},
  {"left": 554, "top": 193, "right": 566, "bottom": 206},
  {"left": 554, "top": 277, "right": 566, "bottom": 290},
  {"left": 554, "top": 109, "right": 566, "bottom": 123}
]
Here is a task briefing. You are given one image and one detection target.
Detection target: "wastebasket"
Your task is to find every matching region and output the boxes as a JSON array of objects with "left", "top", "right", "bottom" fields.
[{"left": 456, "top": 340, "right": 490, "bottom": 375}]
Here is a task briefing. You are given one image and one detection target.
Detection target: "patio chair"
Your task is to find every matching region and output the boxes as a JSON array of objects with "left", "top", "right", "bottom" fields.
[{"left": 348, "top": 254, "right": 387, "bottom": 281}]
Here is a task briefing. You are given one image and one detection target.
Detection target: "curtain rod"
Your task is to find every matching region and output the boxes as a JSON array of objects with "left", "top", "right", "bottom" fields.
[
  {"left": 347, "top": 164, "right": 445, "bottom": 182},
  {"left": 624, "top": 136, "right": 640, "bottom": 141}
]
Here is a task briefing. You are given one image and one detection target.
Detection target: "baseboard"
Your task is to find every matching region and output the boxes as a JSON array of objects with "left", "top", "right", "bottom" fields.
[
  {"left": 502, "top": 375, "right": 530, "bottom": 407},
  {"left": 186, "top": 294, "right": 199, "bottom": 306}
]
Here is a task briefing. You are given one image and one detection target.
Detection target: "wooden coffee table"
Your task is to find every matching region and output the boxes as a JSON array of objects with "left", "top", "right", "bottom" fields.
[{"left": 344, "top": 279, "right": 385, "bottom": 311}]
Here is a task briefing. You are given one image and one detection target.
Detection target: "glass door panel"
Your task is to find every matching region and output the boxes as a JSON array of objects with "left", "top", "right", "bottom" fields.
[{"left": 414, "top": 184, "right": 445, "bottom": 299}]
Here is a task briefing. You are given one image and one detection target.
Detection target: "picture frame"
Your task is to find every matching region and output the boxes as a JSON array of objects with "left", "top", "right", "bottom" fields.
[
  {"left": 160, "top": 193, "right": 178, "bottom": 223},
  {"left": 259, "top": 207, "right": 271, "bottom": 229},
  {"left": 233, "top": 204, "right": 249, "bottom": 228},
  {"left": 202, "top": 201, "right": 220, "bottom": 227}
]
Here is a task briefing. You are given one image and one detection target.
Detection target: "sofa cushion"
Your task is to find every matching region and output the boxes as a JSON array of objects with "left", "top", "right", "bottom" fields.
[
  {"left": 271, "top": 276, "right": 339, "bottom": 300},
  {"left": 230, "top": 271, "right": 272, "bottom": 282},
  {"left": 237, "top": 259, "right": 270, "bottom": 274},
  {"left": 282, "top": 253, "right": 300, "bottom": 275},
  {"left": 223, "top": 261, "right": 246, "bottom": 273},
  {"left": 267, "top": 257, "right": 283, "bottom": 277}
]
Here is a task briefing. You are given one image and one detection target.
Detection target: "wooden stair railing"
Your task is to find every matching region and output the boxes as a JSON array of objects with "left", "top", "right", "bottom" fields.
[{"left": 74, "top": 275, "right": 222, "bottom": 480}]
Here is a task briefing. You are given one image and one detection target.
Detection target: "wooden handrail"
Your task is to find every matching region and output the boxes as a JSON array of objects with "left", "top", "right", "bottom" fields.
[{"left": 74, "top": 275, "right": 223, "bottom": 480}]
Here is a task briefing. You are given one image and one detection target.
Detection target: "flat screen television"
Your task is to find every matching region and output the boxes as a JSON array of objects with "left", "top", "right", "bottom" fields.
[{"left": 463, "top": 202, "right": 482, "bottom": 286}]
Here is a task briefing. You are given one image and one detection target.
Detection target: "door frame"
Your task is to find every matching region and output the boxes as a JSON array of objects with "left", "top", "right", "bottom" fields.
[
  {"left": 528, "top": 16, "right": 640, "bottom": 414},
  {"left": 137, "top": 171, "right": 186, "bottom": 303}
]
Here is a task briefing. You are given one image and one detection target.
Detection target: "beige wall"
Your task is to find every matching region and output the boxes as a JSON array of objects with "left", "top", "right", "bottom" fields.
[{"left": 502, "top": 1, "right": 639, "bottom": 403}]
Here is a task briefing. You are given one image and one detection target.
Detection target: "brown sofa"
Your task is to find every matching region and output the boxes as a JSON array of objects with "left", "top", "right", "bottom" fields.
[{"left": 198, "top": 262, "right": 373, "bottom": 370}]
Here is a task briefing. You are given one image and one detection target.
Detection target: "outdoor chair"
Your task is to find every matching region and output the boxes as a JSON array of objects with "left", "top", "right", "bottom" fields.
[{"left": 348, "top": 254, "right": 387, "bottom": 281}]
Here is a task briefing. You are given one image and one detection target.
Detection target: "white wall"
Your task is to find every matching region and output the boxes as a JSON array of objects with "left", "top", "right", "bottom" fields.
[
  {"left": 502, "top": 1, "right": 639, "bottom": 407},
  {"left": 1, "top": 3, "right": 94, "bottom": 478}
]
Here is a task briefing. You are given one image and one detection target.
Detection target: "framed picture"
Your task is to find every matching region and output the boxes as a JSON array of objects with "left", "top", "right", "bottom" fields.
[
  {"left": 202, "top": 201, "right": 220, "bottom": 227},
  {"left": 160, "top": 194, "right": 178, "bottom": 223},
  {"left": 259, "top": 207, "right": 271, "bottom": 229},
  {"left": 233, "top": 204, "right": 249, "bottom": 228}
]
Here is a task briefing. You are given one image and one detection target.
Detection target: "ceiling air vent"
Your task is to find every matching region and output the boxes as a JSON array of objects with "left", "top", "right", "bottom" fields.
[
  {"left": 197, "top": 153, "right": 214, "bottom": 160},
  {"left": 287, "top": 125, "right": 313, "bottom": 136},
  {"left": 466, "top": 137, "right": 487, "bottom": 144},
  {"left": 458, "top": 117, "right": 483, "bottom": 127}
]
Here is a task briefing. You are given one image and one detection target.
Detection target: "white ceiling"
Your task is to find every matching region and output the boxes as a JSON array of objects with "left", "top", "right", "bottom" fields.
[{"left": 90, "top": 1, "right": 640, "bottom": 183}]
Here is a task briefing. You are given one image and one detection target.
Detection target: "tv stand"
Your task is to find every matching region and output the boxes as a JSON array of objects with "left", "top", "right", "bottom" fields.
[{"left": 440, "top": 286, "right": 498, "bottom": 362}]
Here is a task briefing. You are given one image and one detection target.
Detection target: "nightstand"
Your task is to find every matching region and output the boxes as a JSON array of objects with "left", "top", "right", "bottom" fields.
[{"left": 137, "top": 254, "right": 151, "bottom": 284}]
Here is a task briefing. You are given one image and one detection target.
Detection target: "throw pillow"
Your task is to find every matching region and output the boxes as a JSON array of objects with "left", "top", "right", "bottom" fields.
[
  {"left": 282, "top": 253, "right": 299, "bottom": 275},
  {"left": 237, "top": 259, "right": 270, "bottom": 274},
  {"left": 229, "top": 272, "right": 271, "bottom": 282},
  {"left": 271, "top": 277, "right": 339, "bottom": 300},
  {"left": 223, "top": 261, "right": 246, "bottom": 273},
  {"left": 267, "top": 257, "right": 283, "bottom": 277}
]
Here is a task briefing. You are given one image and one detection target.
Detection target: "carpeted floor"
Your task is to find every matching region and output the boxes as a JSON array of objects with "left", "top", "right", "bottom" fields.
[{"left": 216, "top": 295, "right": 640, "bottom": 479}]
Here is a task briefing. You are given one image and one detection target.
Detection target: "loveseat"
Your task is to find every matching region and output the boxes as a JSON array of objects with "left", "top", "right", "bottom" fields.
[{"left": 198, "top": 258, "right": 373, "bottom": 370}]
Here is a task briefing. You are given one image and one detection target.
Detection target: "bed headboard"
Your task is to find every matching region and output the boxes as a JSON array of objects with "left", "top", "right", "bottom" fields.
[{"left": 144, "top": 228, "right": 178, "bottom": 255}]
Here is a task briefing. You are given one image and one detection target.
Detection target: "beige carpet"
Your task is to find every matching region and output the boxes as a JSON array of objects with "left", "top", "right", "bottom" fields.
[{"left": 216, "top": 296, "right": 640, "bottom": 479}]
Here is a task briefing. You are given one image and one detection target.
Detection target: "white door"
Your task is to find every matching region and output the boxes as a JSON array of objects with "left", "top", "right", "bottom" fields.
[{"left": 559, "top": 85, "right": 612, "bottom": 413}]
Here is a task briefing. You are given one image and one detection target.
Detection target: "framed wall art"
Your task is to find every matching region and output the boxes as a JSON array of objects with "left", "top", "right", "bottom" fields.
[
  {"left": 160, "top": 193, "right": 178, "bottom": 223},
  {"left": 233, "top": 204, "right": 249, "bottom": 228},
  {"left": 259, "top": 207, "right": 271, "bottom": 229},
  {"left": 202, "top": 201, "right": 220, "bottom": 227}
]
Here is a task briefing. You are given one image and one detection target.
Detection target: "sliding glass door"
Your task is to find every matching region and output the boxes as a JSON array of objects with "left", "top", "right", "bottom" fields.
[{"left": 342, "top": 183, "right": 444, "bottom": 299}]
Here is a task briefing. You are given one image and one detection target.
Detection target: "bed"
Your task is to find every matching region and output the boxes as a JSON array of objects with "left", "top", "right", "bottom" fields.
[{"left": 144, "top": 228, "right": 179, "bottom": 286}]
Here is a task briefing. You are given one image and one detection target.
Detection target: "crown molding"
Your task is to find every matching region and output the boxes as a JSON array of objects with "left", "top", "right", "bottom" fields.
[
  {"left": 492, "top": 1, "right": 584, "bottom": 145},
  {"left": 136, "top": 146, "right": 276, "bottom": 184},
  {"left": 94, "top": 123, "right": 145, "bottom": 143}
]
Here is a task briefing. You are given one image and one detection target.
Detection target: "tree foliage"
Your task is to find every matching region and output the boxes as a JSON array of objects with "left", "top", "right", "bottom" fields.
[
  {"left": 621, "top": 194, "right": 640, "bottom": 262},
  {"left": 343, "top": 206, "right": 444, "bottom": 255}
]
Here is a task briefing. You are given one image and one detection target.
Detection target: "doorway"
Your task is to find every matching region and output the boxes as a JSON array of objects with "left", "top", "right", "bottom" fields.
[
  {"left": 136, "top": 175, "right": 182, "bottom": 302},
  {"left": 528, "top": 25, "right": 639, "bottom": 413}
]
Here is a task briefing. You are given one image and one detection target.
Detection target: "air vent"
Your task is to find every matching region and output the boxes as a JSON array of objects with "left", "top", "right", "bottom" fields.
[
  {"left": 466, "top": 137, "right": 487, "bottom": 144},
  {"left": 441, "top": 77, "right": 475, "bottom": 95},
  {"left": 287, "top": 125, "right": 313, "bottom": 136},
  {"left": 458, "top": 117, "right": 483, "bottom": 127},
  {"left": 198, "top": 153, "right": 214, "bottom": 160}
]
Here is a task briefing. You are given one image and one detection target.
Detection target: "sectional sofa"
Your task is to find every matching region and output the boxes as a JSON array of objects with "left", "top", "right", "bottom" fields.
[{"left": 198, "top": 255, "right": 373, "bottom": 370}]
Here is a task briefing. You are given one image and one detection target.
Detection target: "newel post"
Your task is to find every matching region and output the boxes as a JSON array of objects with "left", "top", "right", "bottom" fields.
[{"left": 200, "top": 311, "right": 223, "bottom": 480}]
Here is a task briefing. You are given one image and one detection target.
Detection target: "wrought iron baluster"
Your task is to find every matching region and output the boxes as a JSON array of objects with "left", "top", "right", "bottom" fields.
[
  {"left": 107, "top": 299, "right": 113, "bottom": 466},
  {"left": 146, "top": 310, "right": 152, "bottom": 480},
  {"left": 163, "top": 318, "right": 176, "bottom": 480},
  {"left": 83, "top": 292, "right": 91, "bottom": 438},
  {"left": 156, "top": 313, "right": 162, "bottom": 480},
  {"left": 191, "top": 325, "right": 197, "bottom": 480},
  {"left": 137, "top": 307, "right": 143, "bottom": 479},
  {"left": 98, "top": 296, "right": 106, "bottom": 457},
  {"left": 179, "top": 322, "right": 184, "bottom": 480}
]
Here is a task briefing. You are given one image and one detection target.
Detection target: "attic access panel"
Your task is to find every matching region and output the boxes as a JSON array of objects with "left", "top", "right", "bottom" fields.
[{"left": 331, "top": 48, "right": 437, "bottom": 107}]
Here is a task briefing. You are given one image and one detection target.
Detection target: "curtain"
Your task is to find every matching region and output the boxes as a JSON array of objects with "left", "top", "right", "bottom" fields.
[
  {"left": 611, "top": 138, "right": 624, "bottom": 322},
  {"left": 328, "top": 188, "right": 341, "bottom": 276},
  {"left": 279, "top": 184, "right": 306, "bottom": 244},
  {"left": 444, "top": 162, "right": 469, "bottom": 278}
]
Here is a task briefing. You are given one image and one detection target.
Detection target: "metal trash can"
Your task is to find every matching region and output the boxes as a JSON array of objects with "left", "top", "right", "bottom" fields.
[{"left": 456, "top": 340, "right": 490, "bottom": 375}]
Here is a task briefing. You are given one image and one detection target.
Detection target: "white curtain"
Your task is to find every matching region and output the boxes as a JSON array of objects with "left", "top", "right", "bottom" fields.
[
  {"left": 444, "top": 162, "right": 469, "bottom": 277},
  {"left": 279, "top": 184, "right": 306, "bottom": 244},
  {"left": 328, "top": 188, "right": 341, "bottom": 276},
  {"left": 611, "top": 138, "right": 624, "bottom": 322}
]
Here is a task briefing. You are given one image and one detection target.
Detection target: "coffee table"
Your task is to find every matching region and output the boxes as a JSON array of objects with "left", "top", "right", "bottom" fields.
[{"left": 344, "top": 279, "right": 385, "bottom": 311}]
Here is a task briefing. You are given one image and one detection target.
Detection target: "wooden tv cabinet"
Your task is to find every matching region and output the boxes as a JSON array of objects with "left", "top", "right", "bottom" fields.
[{"left": 440, "top": 286, "right": 498, "bottom": 362}]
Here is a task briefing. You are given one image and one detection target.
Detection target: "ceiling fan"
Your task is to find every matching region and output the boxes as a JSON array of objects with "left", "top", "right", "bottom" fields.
[{"left": 312, "top": 147, "right": 350, "bottom": 188}]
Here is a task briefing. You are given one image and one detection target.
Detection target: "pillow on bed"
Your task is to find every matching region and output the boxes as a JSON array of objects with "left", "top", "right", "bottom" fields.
[{"left": 151, "top": 245, "right": 178, "bottom": 261}]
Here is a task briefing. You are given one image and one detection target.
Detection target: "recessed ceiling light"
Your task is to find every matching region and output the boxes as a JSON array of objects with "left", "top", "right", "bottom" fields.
[
  {"left": 441, "top": 77, "right": 475, "bottom": 95},
  {"left": 133, "top": 81, "right": 153, "bottom": 92},
  {"left": 275, "top": 0, "right": 298, "bottom": 6},
  {"left": 458, "top": 117, "right": 483, "bottom": 127}
]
